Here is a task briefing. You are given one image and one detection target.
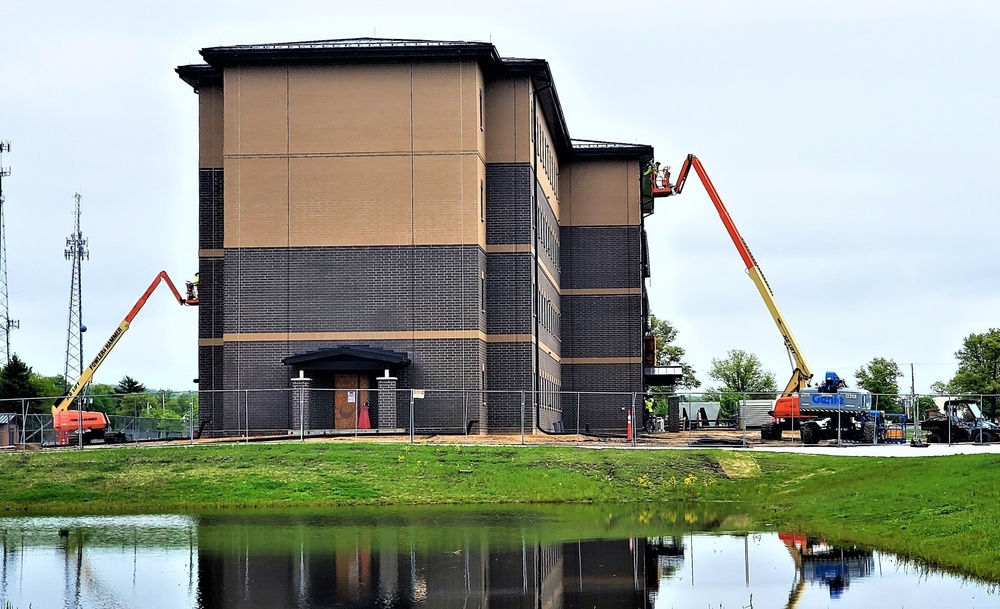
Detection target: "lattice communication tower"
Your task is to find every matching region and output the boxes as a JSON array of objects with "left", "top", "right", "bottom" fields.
[
  {"left": 64, "top": 192, "right": 89, "bottom": 386},
  {"left": 0, "top": 140, "right": 18, "bottom": 364}
]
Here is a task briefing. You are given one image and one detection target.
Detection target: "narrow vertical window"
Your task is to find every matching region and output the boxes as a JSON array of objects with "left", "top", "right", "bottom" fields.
[
  {"left": 479, "top": 89, "right": 484, "bottom": 131},
  {"left": 480, "top": 270, "right": 486, "bottom": 312},
  {"left": 480, "top": 179, "right": 485, "bottom": 222}
]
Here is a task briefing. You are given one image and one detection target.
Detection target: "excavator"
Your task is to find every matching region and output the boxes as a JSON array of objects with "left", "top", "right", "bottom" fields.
[
  {"left": 652, "top": 156, "right": 879, "bottom": 444},
  {"left": 51, "top": 271, "right": 196, "bottom": 446}
]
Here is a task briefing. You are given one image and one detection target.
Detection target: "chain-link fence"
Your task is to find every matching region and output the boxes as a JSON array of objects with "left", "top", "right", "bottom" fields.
[
  {"left": 668, "top": 390, "right": 999, "bottom": 447},
  {"left": 0, "top": 391, "right": 198, "bottom": 447},
  {"left": 222, "top": 388, "right": 648, "bottom": 441},
  {"left": 1, "top": 389, "right": 996, "bottom": 448}
]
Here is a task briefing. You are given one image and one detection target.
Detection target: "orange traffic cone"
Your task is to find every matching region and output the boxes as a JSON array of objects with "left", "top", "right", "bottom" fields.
[{"left": 626, "top": 408, "right": 633, "bottom": 441}]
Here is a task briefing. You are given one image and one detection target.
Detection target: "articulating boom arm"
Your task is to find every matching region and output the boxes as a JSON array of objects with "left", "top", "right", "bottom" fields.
[
  {"left": 52, "top": 271, "right": 187, "bottom": 415},
  {"left": 654, "top": 154, "right": 812, "bottom": 395}
]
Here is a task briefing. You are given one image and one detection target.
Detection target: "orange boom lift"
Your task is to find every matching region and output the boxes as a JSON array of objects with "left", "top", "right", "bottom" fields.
[{"left": 51, "top": 271, "right": 194, "bottom": 445}]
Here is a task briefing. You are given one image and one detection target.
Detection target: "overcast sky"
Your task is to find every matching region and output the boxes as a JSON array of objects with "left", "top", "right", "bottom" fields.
[{"left": 2, "top": 0, "right": 997, "bottom": 394}]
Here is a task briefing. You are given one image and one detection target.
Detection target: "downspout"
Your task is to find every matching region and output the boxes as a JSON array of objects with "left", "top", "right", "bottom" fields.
[{"left": 532, "top": 84, "right": 541, "bottom": 434}]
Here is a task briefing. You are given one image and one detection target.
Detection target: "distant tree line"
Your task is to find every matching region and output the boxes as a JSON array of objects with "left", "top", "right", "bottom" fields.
[
  {"left": 0, "top": 355, "right": 196, "bottom": 419},
  {"left": 650, "top": 315, "right": 1000, "bottom": 420}
]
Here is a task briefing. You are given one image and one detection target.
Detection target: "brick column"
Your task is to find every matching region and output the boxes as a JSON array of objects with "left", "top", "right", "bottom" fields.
[
  {"left": 290, "top": 372, "right": 312, "bottom": 434},
  {"left": 377, "top": 374, "right": 397, "bottom": 430},
  {"left": 667, "top": 395, "right": 681, "bottom": 433}
]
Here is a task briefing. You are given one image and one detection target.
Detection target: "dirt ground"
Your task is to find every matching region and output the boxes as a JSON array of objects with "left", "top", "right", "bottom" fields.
[{"left": 199, "top": 428, "right": 762, "bottom": 448}]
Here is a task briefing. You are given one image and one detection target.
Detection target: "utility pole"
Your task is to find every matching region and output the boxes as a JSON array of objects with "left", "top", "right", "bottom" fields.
[
  {"left": 0, "top": 141, "right": 19, "bottom": 364},
  {"left": 64, "top": 193, "right": 89, "bottom": 387}
]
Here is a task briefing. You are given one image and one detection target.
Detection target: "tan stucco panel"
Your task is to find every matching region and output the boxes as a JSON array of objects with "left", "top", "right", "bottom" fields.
[
  {"left": 198, "top": 84, "right": 224, "bottom": 168},
  {"left": 287, "top": 64, "right": 411, "bottom": 154},
  {"left": 485, "top": 78, "right": 531, "bottom": 163},
  {"left": 560, "top": 160, "right": 641, "bottom": 226},
  {"left": 412, "top": 154, "right": 484, "bottom": 246},
  {"left": 412, "top": 61, "right": 479, "bottom": 153},
  {"left": 284, "top": 61, "right": 482, "bottom": 155},
  {"left": 224, "top": 157, "right": 289, "bottom": 247},
  {"left": 288, "top": 155, "right": 413, "bottom": 247},
  {"left": 223, "top": 67, "right": 289, "bottom": 156}
]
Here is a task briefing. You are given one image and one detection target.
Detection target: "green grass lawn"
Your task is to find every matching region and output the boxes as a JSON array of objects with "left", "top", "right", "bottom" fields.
[{"left": 2, "top": 442, "right": 998, "bottom": 582}]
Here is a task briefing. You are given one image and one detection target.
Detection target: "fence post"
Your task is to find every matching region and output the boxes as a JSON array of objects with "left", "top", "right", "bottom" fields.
[
  {"left": 741, "top": 399, "right": 747, "bottom": 446},
  {"left": 20, "top": 398, "right": 26, "bottom": 445},
  {"left": 630, "top": 393, "right": 637, "bottom": 446},
  {"left": 409, "top": 390, "right": 415, "bottom": 444},
  {"left": 244, "top": 390, "right": 250, "bottom": 443},
  {"left": 189, "top": 392, "right": 194, "bottom": 444},
  {"left": 520, "top": 391, "right": 525, "bottom": 445},
  {"left": 299, "top": 387, "right": 305, "bottom": 441},
  {"left": 576, "top": 392, "right": 581, "bottom": 435}
]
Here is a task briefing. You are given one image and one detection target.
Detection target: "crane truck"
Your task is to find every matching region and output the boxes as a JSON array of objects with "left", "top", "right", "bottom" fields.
[
  {"left": 651, "top": 155, "right": 886, "bottom": 444},
  {"left": 51, "top": 271, "right": 194, "bottom": 446}
]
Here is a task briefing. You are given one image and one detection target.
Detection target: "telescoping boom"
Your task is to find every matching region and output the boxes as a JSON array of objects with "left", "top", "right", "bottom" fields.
[{"left": 651, "top": 154, "right": 812, "bottom": 396}]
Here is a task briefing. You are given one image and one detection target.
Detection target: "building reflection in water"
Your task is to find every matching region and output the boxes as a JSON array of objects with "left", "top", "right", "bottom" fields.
[
  {"left": 196, "top": 523, "right": 654, "bottom": 608},
  {"left": 8, "top": 510, "right": 971, "bottom": 609}
]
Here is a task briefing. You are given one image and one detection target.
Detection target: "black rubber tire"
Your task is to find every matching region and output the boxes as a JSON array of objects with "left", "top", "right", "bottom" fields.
[
  {"left": 926, "top": 433, "right": 942, "bottom": 444},
  {"left": 801, "top": 422, "right": 820, "bottom": 445},
  {"left": 977, "top": 430, "right": 992, "bottom": 443},
  {"left": 771, "top": 425, "right": 783, "bottom": 441},
  {"left": 862, "top": 421, "right": 876, "bottom": 444},
  {"left": 760, "top": 423, "right": 774, "bottom": 441}
]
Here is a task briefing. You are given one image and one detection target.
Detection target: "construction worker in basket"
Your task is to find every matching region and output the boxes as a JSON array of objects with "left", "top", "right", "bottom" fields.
[
  {"left": 188, "top": 272, "right": 199, "bottom": 302},
  {"left": 643, "top": 396, "right": 655, "bottom": 433},
  {"left": 643, "top": 161, "right": 661, "bottom": 190}
]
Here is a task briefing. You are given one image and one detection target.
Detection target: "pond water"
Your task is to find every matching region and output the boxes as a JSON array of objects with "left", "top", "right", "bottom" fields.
[{"left": 0, "top": 504, "right": 994, "bottom": 608}]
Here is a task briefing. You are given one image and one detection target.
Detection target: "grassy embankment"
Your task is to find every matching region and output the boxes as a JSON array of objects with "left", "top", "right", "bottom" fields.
[{"left": 1, "top": 442, "right": 998, "bottom": 582}]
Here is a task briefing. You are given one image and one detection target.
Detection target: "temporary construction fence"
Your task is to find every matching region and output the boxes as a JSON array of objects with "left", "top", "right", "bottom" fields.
[
  {"left": 0, "top": 391, "right": 197, "bottom": 447},
  {"left": 1, "top": 390, "right": 997, "bottom": 448},
  {"left": 195, "top": 388, "right": 643, "bottom": 441}
]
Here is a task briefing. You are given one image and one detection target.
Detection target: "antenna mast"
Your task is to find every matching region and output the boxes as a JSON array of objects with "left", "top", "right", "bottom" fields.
[
  {"left": 64, "top": 192, "right": 89, "bottom": 386},
  {"left": 0, "top": 140, "right": 18, "bottom": 364}
]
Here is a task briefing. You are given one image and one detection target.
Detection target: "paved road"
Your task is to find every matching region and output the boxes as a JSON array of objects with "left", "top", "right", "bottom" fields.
[{"left": 749, "top": 441, "right": 1000, "bottom": 457}]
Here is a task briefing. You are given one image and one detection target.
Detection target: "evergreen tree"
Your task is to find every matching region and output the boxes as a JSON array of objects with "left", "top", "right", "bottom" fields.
[
  {"left": 0, "top": 355, "right": 42, "bottom": 413},
  {"left": 116, "top": 375, "right": 146, "bottom": 394}
]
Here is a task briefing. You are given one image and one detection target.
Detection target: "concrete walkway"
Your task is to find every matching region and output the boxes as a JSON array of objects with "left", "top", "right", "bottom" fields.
[{"left": 749, "top": 441, "right": 1000, "bottom": 457}]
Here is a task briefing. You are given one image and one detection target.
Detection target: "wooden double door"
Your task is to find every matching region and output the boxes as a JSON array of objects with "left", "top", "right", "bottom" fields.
[{"left": 334, "top": 373, "right": 370, "bottom": 429}]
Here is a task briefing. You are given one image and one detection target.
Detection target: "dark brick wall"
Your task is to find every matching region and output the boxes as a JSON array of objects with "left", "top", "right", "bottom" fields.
[
  {"left": 199, "top": 168, "right": 223, "bottom": 250},
  {"left": 223, "top": 245, "right": 485, "bottom": 334},
  {"left": 215, "top": 338, "right": 492, "bottom": 433},
  {"left": 198, "top": 345, "right": 224, "bottom": 432},
  {"left": 562, "top": 363, "right": 642, "bottom": 433},
  {"left": 561, "top": 295, "right": 643, "bottom": 359},
  {"left": 198, "top": 257, "right": 224, "bottom": 341},
  {"left": 485, "top": 253, "right": 533, "bottom": 334},
  {"left": 486, "top": 164, "right": 533, "bottom": 245},
  {"left": 198, "top": 168, "right": 224, "bottom": 399},
  {"left": 486, "top": 341, "right": 534, "bottom": 433},
  {"left": 560, "top": 226, "right": 642, "bottom": 290}
]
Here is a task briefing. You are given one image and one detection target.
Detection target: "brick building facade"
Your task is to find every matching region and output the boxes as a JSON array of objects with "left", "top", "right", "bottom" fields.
[{"left": 177, "top": 38, "right": 663, "bottom": 435}]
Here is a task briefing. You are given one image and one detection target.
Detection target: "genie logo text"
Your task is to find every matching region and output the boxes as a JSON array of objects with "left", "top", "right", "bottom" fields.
[{"left": 811, "top": 394, "right": 846, "bottom": 406}]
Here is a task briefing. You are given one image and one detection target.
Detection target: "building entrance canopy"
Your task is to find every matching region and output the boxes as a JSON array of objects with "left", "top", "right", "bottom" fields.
[{"left": 282, "top": 346, "right": 411, "bottom": 373}]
